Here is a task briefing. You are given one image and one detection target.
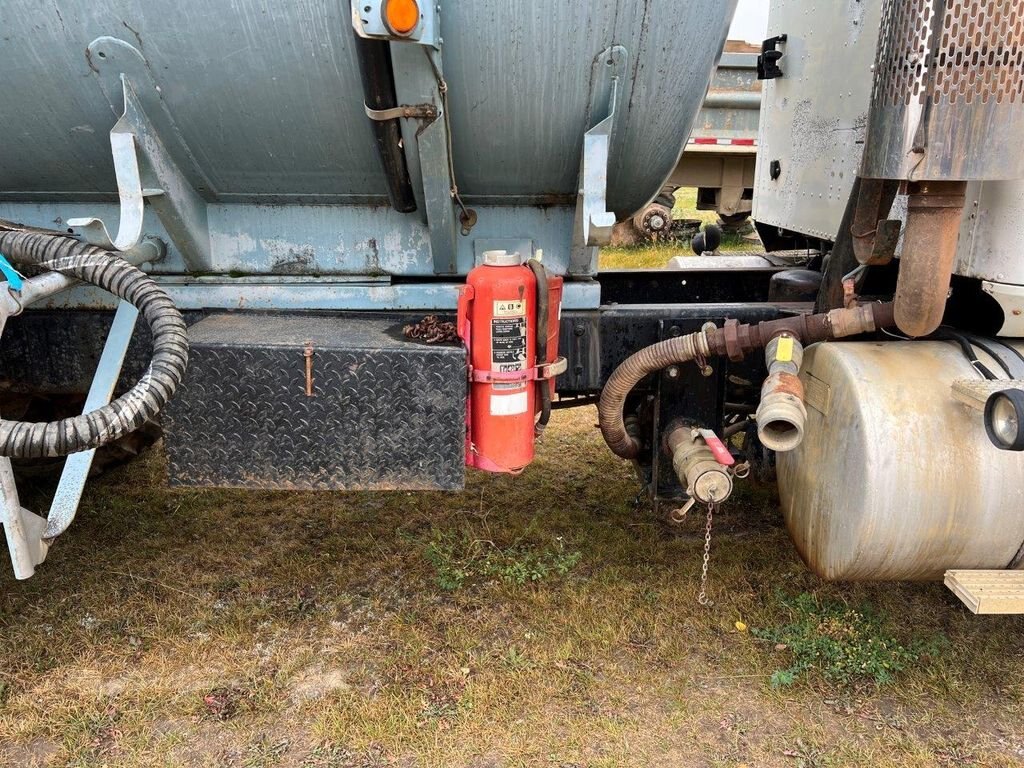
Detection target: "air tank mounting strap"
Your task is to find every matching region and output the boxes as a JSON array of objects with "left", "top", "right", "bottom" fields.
[{"left": 364, "top": 103, "right": 438, "bottom": 122}]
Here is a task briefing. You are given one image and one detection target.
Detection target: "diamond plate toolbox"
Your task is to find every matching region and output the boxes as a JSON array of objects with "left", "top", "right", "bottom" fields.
[{"left": 163, "top": 313, "right": 466, "bottom": 490}]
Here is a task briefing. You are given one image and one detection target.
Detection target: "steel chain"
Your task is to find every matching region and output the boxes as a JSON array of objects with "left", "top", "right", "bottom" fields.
[{"left": 697, "top": 500, "right": 714, "bottom": 606}]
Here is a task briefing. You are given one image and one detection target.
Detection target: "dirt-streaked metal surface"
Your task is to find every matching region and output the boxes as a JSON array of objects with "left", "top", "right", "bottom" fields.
[{"left": 777, "top": 340, "right": 1024, "bottom": 581}]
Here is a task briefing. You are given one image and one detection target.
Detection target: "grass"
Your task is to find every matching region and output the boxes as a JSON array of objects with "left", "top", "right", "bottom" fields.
[
  {"left": 600, "top": 187, "right": 762, "bottom": 270},
  {"left": 752, "top": 593, "right": 948, "bottom": 689},
  {"left": 0, "top": 407, "right": 1022, "bottom": 767}
]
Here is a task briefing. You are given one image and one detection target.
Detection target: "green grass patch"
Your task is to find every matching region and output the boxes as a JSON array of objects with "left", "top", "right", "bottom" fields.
[
  {"left": 425, "top": 533, "right": 582, "bottom": 591},
  {"left": 754, "top": 592, "right": 948, "bottom": 688}
]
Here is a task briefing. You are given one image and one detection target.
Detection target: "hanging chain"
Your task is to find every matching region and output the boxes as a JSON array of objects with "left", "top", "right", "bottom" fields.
[{"left": 697, "top": 500, "right": 715, "bottom": 606}]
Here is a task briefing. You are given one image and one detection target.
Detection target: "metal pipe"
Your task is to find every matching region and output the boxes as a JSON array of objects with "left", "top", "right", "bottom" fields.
[
  {"left": 893, "top": 181, "right": 967, "bottom": 338},
  {"left": 353, "top": 34, "right": 418, "bottom": 214},
  {"left": 755, "top": 334, "right": 806, "bottom": 452},
  {"left": 702, "top": 91, "right": 761, "bottom": 111},
  {"left": 598, "top": 302, "right": 893, "bottom": 460},
  {"left": 850, "top": 177, "right": 900, "bottom": 266},
  {"left": 15, "top": 237, "right": 165, "bottom": 307}
]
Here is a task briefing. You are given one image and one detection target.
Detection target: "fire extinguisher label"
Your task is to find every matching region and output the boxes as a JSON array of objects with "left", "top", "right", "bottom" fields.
[
  {"left": 492, "top": 300, "right": 525, "bottom": 317},
  {"left": 490, "top": 391, "right": 528, "bottom": 416},
  {"left": 490, "top": 301, "right": 527, "bottom": 373}
]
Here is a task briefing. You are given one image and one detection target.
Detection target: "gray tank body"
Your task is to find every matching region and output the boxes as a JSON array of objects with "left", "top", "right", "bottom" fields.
[{"left": 0, "top": 1, "right": 736, "bottom": 249}]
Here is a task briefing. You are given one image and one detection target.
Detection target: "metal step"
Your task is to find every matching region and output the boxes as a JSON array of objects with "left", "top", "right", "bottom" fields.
[
  {"left": 944, "top": 570, "right": 1024, "bottom": 614},
  {"left": 951, "top": 378, "right": 1024, "bottom": 411}
]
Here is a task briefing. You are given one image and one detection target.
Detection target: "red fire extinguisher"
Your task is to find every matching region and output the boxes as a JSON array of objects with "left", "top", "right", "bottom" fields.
[{"left": 457, "top": 250, "right": 565, "bottom": 473}]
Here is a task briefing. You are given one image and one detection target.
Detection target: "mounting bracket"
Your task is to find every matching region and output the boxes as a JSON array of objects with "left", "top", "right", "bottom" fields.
[
  {"left": 570, "top": 46, "right": 627, "bottom": 276},
  {"left": 71, "top": 37, "right": 211, "bottom": 269}
]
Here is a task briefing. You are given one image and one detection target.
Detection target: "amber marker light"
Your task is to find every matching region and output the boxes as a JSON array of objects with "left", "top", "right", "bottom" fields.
[{"left": 383, "top": 0, "right": 419, "bottom": 36}]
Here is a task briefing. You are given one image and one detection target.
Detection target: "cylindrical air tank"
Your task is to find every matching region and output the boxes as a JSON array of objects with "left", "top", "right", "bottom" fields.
[{"left": 777, "top": 340, "right": 1024, "bottom": 581}]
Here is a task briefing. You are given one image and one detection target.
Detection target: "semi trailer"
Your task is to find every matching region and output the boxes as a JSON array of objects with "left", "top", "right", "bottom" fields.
[{"left": 1, "top": 0, "right": 1023, "bottom": 614}]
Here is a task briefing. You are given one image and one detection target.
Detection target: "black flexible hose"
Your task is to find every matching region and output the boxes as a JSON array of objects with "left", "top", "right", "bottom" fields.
[
  {"left": 930, "top": 328, "right": 1001, "bottom": 380},
  {"left": 0, "top": 227, "right": 188, "bottom": 458},
  {"left": 527, "top": 259, "right": 551, "bottom": 433},
  {"left": 353, "top": 34, "right": 417, "bottom": 213}
]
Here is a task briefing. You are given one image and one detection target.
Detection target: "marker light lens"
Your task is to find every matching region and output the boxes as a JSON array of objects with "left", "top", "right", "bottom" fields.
[{"left": 384, "top": 0, "right": 419, "bottom": 36}]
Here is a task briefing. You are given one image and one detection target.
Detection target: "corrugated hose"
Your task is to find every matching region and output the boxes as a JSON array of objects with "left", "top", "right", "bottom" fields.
[
  {"left": 597, "top": 331, "right": 710, "bottom": 460},
  {"left": 0, "top": 227, "right": 188, "bottom": 458}
]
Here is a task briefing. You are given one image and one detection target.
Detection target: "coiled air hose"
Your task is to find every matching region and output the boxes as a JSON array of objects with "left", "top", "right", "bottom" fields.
[
  {"left": 598, "top": 331, "right": 710, "bottom": 460},
  {"left": 0, "top": 228, "right": 188, "bottom": 459}
]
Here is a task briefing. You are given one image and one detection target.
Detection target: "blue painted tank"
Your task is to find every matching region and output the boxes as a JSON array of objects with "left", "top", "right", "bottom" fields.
[{"left": 0, "top": 0, "right": 738, "bottom": 287}]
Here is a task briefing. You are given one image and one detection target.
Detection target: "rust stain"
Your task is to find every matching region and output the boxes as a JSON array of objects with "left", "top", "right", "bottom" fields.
[{"left": 774, "top": 372, "right": 805, "bottom": 399}]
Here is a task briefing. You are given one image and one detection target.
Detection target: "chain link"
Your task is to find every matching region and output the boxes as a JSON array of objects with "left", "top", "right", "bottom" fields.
[{"left": 697, "top": 500, "right": 715, "bottom": 606}]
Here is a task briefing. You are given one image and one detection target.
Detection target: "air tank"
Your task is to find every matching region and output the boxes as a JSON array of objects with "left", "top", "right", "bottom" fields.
[
  {"left": 0, "top": 0, "right": 737, "bottom": 224},
  {"left": 777, "top": 341, "right": 1024, "bottom": 581}
]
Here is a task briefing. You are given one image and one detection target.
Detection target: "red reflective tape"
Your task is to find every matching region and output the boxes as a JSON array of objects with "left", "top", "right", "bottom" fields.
[
  {"left": 731, "top": 138, "right": 756, "bottom": 146},
  {"left": 692, "top": 137, "right": 718, "bottom": 145}
]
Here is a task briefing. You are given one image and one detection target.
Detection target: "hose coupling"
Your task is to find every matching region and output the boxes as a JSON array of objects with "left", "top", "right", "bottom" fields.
[
  {"left": 665, "top": 421, "right": 733, "bottom": 506},
  {"left": 755, "top": 334, "right": 806, "bottom": 452}
]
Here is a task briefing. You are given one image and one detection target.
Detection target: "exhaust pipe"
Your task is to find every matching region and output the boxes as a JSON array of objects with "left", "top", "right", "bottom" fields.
[{"left": 893, "top": 181, "right": 967, "bottom": 338}]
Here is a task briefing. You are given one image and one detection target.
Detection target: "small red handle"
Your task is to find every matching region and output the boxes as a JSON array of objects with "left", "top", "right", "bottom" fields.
[{"left": 698, "top": 428, "right": 735, "bottom": 467}]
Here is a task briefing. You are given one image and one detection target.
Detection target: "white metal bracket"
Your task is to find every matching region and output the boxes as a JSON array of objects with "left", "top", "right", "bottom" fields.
[
  {"left": 71, "top": 38, "right": 211, "bottom": 269},
  {"left": 571, "top": 46, "right": 627, "bottom": 275}
]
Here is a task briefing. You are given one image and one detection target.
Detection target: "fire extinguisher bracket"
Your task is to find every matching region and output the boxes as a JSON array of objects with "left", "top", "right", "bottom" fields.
[{"left": 468, "top": 357, "right": 568, "bottom": 383}]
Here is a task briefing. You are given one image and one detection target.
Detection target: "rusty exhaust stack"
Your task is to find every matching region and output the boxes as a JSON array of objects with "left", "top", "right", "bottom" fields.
[{"left": 892, "top": 181, "right": 967, "bottom": 338}]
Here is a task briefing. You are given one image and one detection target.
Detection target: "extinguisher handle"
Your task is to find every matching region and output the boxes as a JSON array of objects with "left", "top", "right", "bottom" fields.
[{"left": 697, "top": 428, "right": 735, "bottom": 467}]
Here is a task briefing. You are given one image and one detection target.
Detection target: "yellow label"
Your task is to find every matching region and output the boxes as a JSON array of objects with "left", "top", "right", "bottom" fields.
[{"left": 775, "top": 336, "right": 794, "bottom": 363}]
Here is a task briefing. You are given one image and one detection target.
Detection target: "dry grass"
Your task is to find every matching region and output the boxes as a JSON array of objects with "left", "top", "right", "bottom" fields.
[
  {"left": 600, "top": 188, "right": 762, "bottom": 270},
  {"left": 1, "top": 408, "right": 1023, "bottom": 767}
]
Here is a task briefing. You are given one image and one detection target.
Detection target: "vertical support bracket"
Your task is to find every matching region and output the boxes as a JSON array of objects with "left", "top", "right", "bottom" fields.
[
  {"left": 571, "top": 46, "right": 627, "bottom": 276},
  {"left": 353, "top": 1, "right": 462, "bottom": 275},
  {"left": 44, "top": 300, "right": 140, "bottom": 541},
  {"left": 71, "top": 37, "right": 212, "bottom": 270},
  {"left": 0, "top": 300, "right": 139, "bottom": 577},
  {"left": 391, "top": 43, "right": 462, "bottom": 275},
  {"left": 0, "top": 456, "right": 48, "bottom": 580}
]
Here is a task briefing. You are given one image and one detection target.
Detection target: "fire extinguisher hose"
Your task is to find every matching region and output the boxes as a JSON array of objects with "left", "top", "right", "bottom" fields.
[
  {"left": 598, "top": 331, "right": 711, "bottom": 460},
  {"left": 527, "top": 258, "right": 551, "bottom": 433}
]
